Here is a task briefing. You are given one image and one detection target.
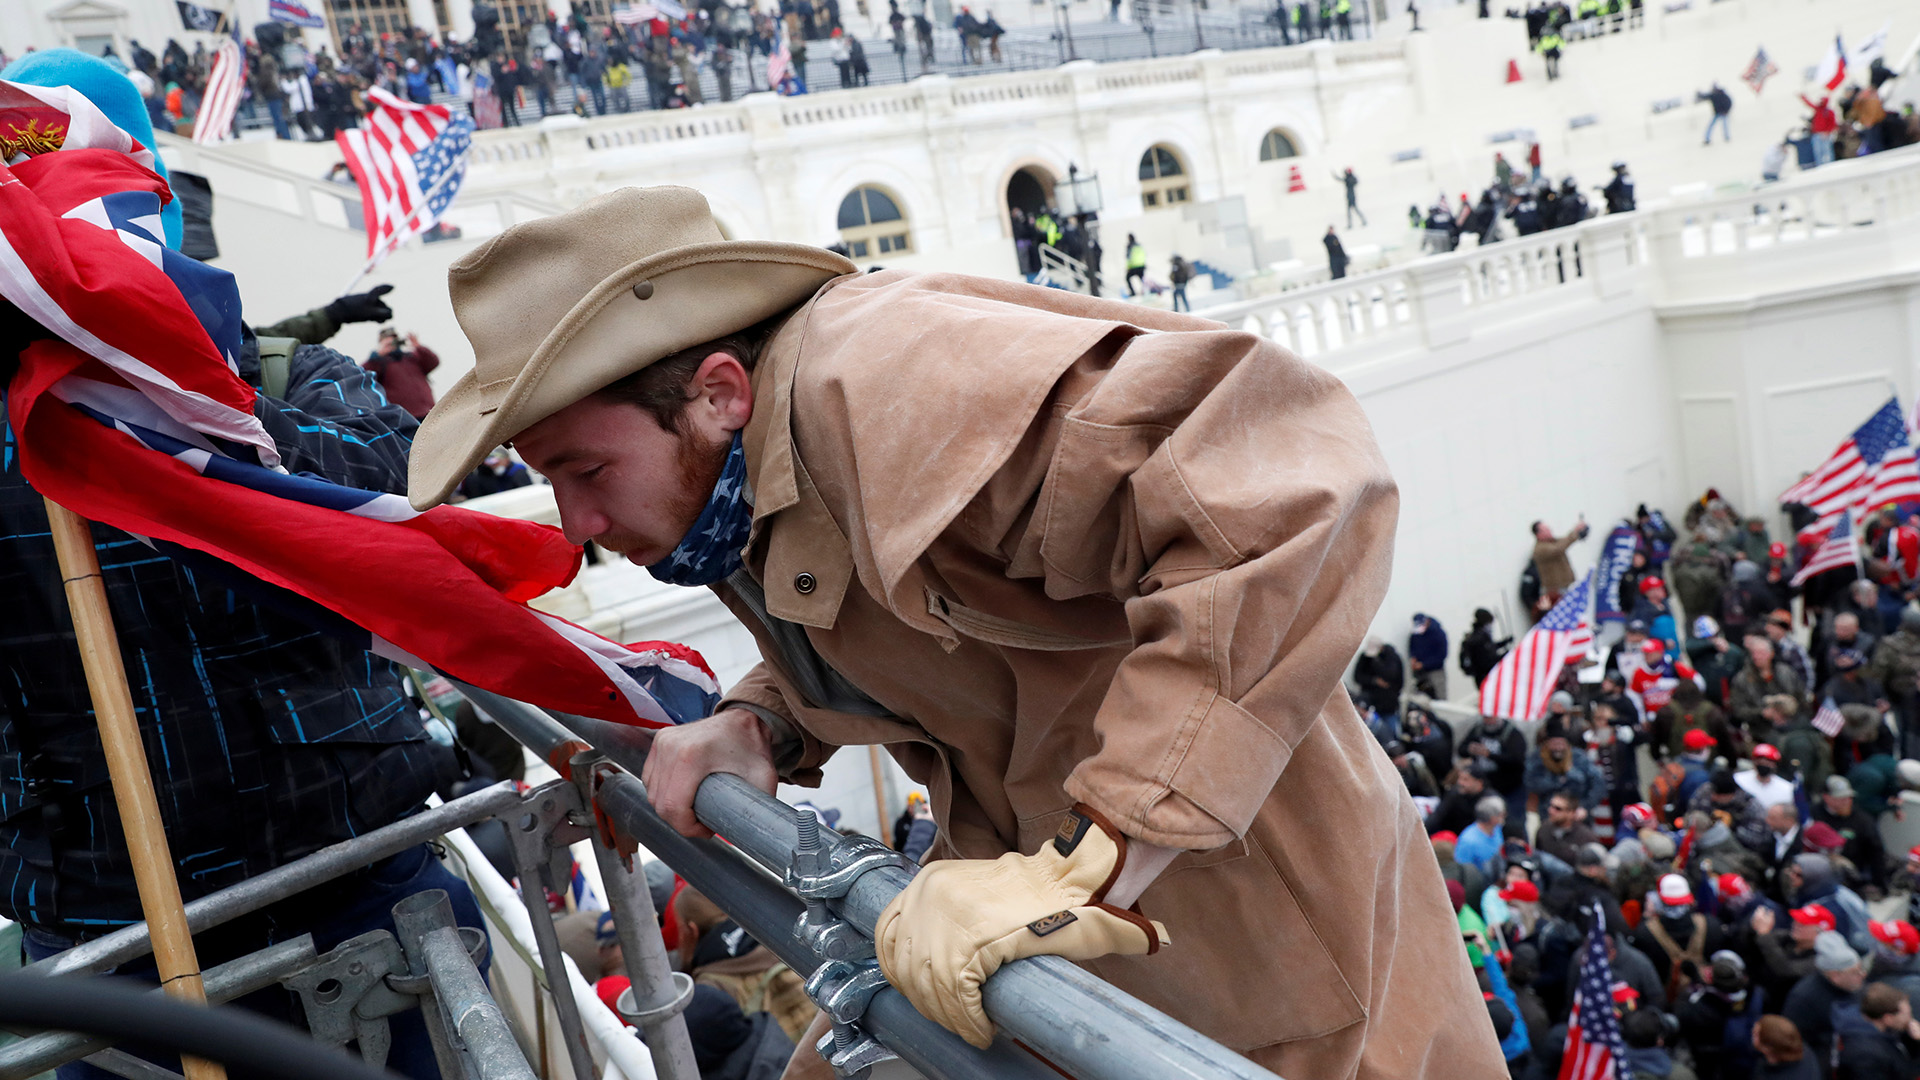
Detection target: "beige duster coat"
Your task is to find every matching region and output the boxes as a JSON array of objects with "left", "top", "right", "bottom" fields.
[{"left": 709, "top": 270, "right": 1504, "bottom": 1078}]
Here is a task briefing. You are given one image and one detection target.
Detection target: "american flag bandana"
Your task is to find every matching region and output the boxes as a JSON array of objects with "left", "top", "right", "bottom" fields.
[{"left": 0, "top": 81, "right": 719, "bottom": 729}]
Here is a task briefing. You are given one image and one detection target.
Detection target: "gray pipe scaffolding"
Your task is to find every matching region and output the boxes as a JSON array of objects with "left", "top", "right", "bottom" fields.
[{"left": 455, "top": 682, "right": 1283, "bottom": 1080}]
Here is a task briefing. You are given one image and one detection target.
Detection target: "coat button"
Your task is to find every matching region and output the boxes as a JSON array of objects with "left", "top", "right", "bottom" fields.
[{"left": 794, "top": 572, "right": 817, "bottom": 595}]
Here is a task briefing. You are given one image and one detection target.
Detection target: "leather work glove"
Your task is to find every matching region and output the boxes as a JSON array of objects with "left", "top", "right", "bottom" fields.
[
  {"left": 324, "top": 283, "right": 394, "bottom": 325},
  {"left": 875, "top": 803, "right": 1169, "bottom": 1048}
]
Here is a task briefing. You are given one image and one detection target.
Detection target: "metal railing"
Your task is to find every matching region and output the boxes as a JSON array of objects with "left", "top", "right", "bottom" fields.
[
  {"left": 452, "top": 681, "right": 1283, "bottom": 1080},
  {"left": 3, "top": 674, "right": 1279, "bottom": 1080},
  {"left": 1037, "top": 243, "right": 1094, "bottom": 292}
]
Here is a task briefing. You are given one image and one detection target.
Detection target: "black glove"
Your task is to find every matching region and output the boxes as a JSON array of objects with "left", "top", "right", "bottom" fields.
[{"left": 324, "top": 284, "right": 394, "bottom": 325}]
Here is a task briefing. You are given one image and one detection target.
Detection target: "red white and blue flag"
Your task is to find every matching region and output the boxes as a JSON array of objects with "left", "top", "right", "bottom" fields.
[
  {"left": 1791, "top": 507, "right": 1861, "bottom": 587},
  {"left": 1780, "top": 399, "right": 1920, "bottom": 544},
  {"left": 269, "top": 0, "right": 328, "bottom": 28},
  {"left": 0, "top": 81, "right": 718, "bottom": 729},
  {"left": 1480, "top": 570, "right": 1592, "bottom": 721},
  {"left": 1560, "top": 903, "right": 1627, "bottom": 1080},
  {"left": 336, "top": 87, "right": 474, "bottom": 269}
]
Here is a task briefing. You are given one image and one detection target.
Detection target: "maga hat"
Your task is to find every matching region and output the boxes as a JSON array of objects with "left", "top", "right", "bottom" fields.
[{"left": 408, "top": 186, "right": 856, "bottom": 509}]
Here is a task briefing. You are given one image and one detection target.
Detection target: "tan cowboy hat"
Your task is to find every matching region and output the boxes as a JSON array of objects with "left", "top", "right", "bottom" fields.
[{"left": 407, "top": 185, "right": 856, "bottom": 510}]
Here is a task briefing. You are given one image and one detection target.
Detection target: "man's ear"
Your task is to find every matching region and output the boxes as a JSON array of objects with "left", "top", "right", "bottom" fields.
[{"left": 691, "top": 351, "right": 753, "bottom": 433}]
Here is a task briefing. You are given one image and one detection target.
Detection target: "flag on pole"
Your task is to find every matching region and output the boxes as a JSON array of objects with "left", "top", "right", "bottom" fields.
[
  {"left": 191, "top": 34, "right": 244, "bottom": 144},
  {"left": 269, "top": 0, "right": 328, "bottom": 27},
  {"left": 175, "top": 0, "right": 228, "bottom": 32},
  {"left": 1480, "top": 570, "right": 1592, "bottom": 721},
  {"left": 1779, "top": 399, "right": 1920, "bottom": 542},
  {"left": 0, "top": 82, "right": 720, "bottom": 729},
  {"left": 768, "top": 36, "right": 792, "bottom": 89},
  {"left": 1791, "top": 507, "right": 1861, "bottom": 586},
  {"left": 470, "top": 69, "right": 502, "bottom": 129},
  {"left": 1811, "top": 697, "right": 1846, "bottom": 738},
  {"left": 1594, "top": 524, "right": 1639, "bottom": 622},
  {"left": 1560, "top": 903, "right": 1629, "bottom": 1080},
  {"left": 1815, "top": 34, "right": 1847, "bottom": 91},
  {"left": 1742, "top": 47, "right": 1778, "bottom": 94},
  {"left": 336, "top": 87, "right": 474, "bottom": 268},
  {"left": 1848, "top": 22, "right": 1889, "bottom": 72}
]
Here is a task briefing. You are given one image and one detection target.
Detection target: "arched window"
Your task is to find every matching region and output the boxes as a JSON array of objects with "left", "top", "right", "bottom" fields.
[
  {"left": 837, "top": 185, "right": 912, "bottom": 259},
  {"left": 1259, "top": 129, "right": 1299, "bottom": 162},
  {"left": 1138, "top": 145, "right": 1189, "bottom": 210}
]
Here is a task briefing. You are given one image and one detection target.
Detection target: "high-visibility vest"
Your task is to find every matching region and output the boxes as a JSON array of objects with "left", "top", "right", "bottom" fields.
[
  {"left": 1126, "top": 244, "right": 1146, "bottom": 269},
  {"left": 1538, "top": 31, "right": 1561, "bottom": 50},
  {"left": 1037, "top": 214, "right": 1061, "bottom": 246},
  {"left": 1335, "top": 0, "right": 1350, "bottom": 14}
]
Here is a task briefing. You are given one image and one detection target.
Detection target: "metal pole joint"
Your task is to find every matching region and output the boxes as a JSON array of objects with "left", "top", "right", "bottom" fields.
[
  {"left": 803, "top": 959, "right": 891, "bottom": 1026},
  {"left": 614, "top": 969, "right": 696, "bottom": 1027}
]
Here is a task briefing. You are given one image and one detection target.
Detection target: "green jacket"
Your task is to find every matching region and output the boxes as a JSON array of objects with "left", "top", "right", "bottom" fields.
[
  {"left": 255, "top": 306, "right": 343, "bottom": 347},
  {"left": 1769, "top": 721, "right": 1834, "bottom": 795}
]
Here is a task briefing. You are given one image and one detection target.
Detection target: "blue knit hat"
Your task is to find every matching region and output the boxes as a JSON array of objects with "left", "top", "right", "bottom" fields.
[{"left": 3, "top": 49, "right": 183, "bottom": 250}]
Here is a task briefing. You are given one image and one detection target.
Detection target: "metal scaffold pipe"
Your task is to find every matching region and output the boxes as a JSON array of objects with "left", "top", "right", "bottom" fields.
[{"left": 456, "top": 683, "right": 1283, "bottom": 1080}]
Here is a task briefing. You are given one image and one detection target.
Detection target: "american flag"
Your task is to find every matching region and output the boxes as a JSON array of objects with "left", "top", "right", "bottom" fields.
[
  {"left": 1480, "top": 570, "right": 1592, "bottom": 720},
  {"left": 1560, "top": 902, "right": 1628, "bottom": 1080},
  {"left": 336, "top": 87, "right": 474, "bottom": 268},
  {"left": 190, "top": 35, "right": 244, "bottom": 145},
  {"left": 1811, "top": 696, "right": 1846, "bottom": 738},
  {"left": 1742, "top": 46, "right": 1778, "bottom": 94},
  {"left": 1780, "top": 399, "right": 1920, "bottom": 543},
  {"left": 768, "top": 36, "right": 793, "bottom": 89},
  {"left": 1791, "top": 507, "right": 1860, "bottom": 586},
  {"left": 0, "top": 82, "right": 720, "bottom": 730},
  {"left": 613, "top": 3, "right": 661, "bottom": 24}
]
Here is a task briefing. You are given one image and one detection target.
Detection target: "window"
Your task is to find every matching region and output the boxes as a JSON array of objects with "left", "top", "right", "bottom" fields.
[
  {"left": 837, "top": 186, "right": 913, "bottom": 259},
  {"left": 1138, "top": 145, "right": 1189, "bottom": 210},
  {"left": 1259, "top": 129, "right": 1299, "bottom": 162}
]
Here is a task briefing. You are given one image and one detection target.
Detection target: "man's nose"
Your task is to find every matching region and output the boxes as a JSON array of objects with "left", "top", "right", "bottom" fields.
[{"left": 554, "top": 491, "right": 606, "bottom": 547}]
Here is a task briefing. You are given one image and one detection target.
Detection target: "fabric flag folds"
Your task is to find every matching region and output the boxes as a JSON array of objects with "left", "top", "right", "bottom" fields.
[
  {"left": 269, "top": 0, "right": 328, "bottom": 28},
  {"left": 1742, "top": 47, "right": 1778, "bottom": 94},
  {"left": 1791, "top": 507, "right": 1860, "bottom": 587},
  {"left": 1815, "top": 34, "right": 1847, "bottom": 92},
  {"left": 1780, "top": 399, "right": 1920, "bottom": 543},
  {"left": 1594, "top": 524, "right": 1638, "bottom": 622},
  {"left": 1480, "top": 570, "right": 1592, "bottom": 721},
  {"left": 191, "top": 35, "right": 244, "bottom": 145},
  {"left": 1559, "top": 903, "right": 1628, "bottom": 1080},
  {"left": 0, "top": 81, "right": 718, "bottom": 729},
  {"left": 336, "top": 87, "right": 474, "bottom": 268}
]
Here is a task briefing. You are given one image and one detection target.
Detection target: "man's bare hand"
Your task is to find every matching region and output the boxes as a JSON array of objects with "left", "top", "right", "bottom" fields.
[{"left": 640, "top": 708, "right": 778, "bottom": 838}]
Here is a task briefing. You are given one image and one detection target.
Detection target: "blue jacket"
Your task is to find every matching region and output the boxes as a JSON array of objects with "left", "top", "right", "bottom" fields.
[
  {"left": 1454, "top": 822, "right": 1504, "bottom": 878},
  {"left": 1675, "top": 756, "right": 1712, "bottom": 810},
  {"left": 1482, "top": 951, "right": 1530, "bottom": 1063},
  {"left": 1408, "top": 616, "right": 1448, "bottom": 671},
  {"left": 1524, "top": 746, "right": 1607, "bottom": 808}
]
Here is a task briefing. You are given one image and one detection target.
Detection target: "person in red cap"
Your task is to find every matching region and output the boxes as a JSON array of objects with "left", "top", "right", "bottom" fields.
[
  {"left": 1751, "top": 902, "right": 1830, "bottom": 1007},
  {"left": 1736, "top": 742, "right": 1796, "bottom": 810},
  {"left": 1631, "top": 575, "right": 1678, "bottom": 650},
  {"left": 1637, "top": 872, "right": 1724, "bottom": 1000},
  {"left": 1673, "top": 727, "right": 1718, "bottom": 807}
]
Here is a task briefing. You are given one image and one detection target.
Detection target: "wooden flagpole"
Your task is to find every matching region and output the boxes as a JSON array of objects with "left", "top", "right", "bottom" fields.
[{"left": 44, "top": 499, "right": 228, "bottom": 1080}]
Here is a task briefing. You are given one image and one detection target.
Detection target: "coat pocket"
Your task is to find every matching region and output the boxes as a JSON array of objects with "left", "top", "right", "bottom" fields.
[{"left": 1079, "top": 830, "right": 1366, "bottom": 1052}]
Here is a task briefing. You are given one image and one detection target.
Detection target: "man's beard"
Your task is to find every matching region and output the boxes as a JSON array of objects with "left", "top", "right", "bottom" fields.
[{"left": 604, "top": 427, "right": 732, "bottom": 560}]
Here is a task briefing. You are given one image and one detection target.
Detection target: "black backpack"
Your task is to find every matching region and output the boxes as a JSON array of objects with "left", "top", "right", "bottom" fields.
[{"left": 1519, "top": 559, "right": 1542, "bottom": 610}]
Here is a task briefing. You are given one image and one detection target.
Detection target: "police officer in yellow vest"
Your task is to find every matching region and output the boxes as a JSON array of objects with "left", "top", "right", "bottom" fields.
[
  {"left": 1536, "top": 28, "right": 1563, "bottom": 79},
  {"left": 1334, "top": 0, "right": 1352, "bottom": 38},
  {"left": 1124, "top": 233, "right": 1147, "bottom": 297}
]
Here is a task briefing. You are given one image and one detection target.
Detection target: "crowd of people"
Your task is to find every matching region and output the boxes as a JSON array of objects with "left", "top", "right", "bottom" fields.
[
  {"left": 1764, "top": 65, "right": 1918, "bottom": 181},
  {"left": 1353, "top": 490, "right": 1920, "bottom": 1078},
  {"left": 1407, "top": 150, "right": 1633, "bottom": 256}
]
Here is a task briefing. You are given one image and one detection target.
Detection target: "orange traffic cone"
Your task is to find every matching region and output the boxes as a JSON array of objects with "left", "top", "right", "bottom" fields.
[
  {"left": 1506, "top": 59, "right": 1523, "bottom": 83},
  {"left": 1287, "top": 164, "right": 1306, "bottom": 193}
]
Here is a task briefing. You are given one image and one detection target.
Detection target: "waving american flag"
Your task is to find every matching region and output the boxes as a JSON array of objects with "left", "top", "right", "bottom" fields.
[
  {"left": 0, "top": 81, "right": 717, "bottom": 729},
  {"left": 337, "top": 87, "right": 474, "bottom": 269},
  {"left": 1780, "top": 399, "right": 1920, "bottom": 544},
  {"left": 1560, "top": 903, "right": 1627, "bottom": 1080},
  {"left": 1479, "top": 571, "right": 1591, "bottom": 721}
]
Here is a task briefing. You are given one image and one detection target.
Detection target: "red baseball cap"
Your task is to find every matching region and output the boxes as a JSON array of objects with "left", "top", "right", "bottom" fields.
[
  {"left": 1642, "top": 638, "right": 1667, "bottom": 657},
  {"left": 1639, "top": 577, "right": 1666, "bottom": 594},
  {"left": 1803, "top": 822, "right": 1845, "bottom": 854},
  {"left": 1770, "top": 542, "right": 1788, "bottom": 559},
  {"left": 1683, "top": 729, "right": 1717, "bottom": 751},
  {"left": 1873, "top": 921, "right": 1920, "bottom": 955},
  {"left": 1431, "top": 831, "right": 1459, "bottom": 845},
  {"left": 1790, "top": 904, "right": 1837, "bottom": 931},
  {"left": 1610, "top": 982, "right": 1639, "bottom": 1005},
  {"left": 1621, "top": 803, "right": 1655, "bottom": 829},
  {"left": 1715, "top": 873, "right": 1752, "bottom": 900},
  {"left": 1908, "top": 844, "right": 1920, "bottom": 863},
  {"left": 1499, "top": 880, "right": 1540, "bottom": 903},
  {"left": 1752, "top": 743, "right": 1782, "bottom": 762}
]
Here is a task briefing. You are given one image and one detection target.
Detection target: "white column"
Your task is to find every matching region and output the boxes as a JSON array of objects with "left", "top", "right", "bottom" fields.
[{"left": 406, "top": 0, "right": 442, "bottom": 35}]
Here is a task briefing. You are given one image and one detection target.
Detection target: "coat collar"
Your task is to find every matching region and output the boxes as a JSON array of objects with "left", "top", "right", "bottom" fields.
[{"left": 740, "top": 278, "right": 855, "bottom": 629}]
